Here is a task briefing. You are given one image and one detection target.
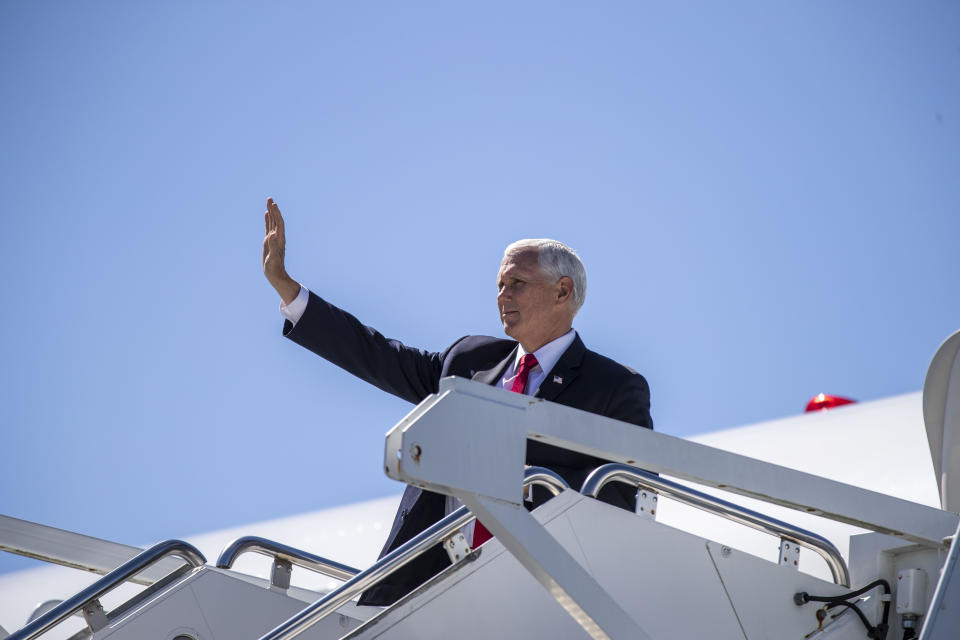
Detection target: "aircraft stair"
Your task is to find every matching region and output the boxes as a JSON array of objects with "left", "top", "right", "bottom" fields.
[{"left": 3, "top": 369, "right": 960, "bottom": 639}]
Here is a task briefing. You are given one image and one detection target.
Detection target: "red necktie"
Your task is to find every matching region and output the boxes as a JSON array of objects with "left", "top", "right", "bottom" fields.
[
  {"left": 510, "top": 353, "right": 539, "bottom": 394},
  {"left": 474, "top": 353, "right": 540, "bottom": 547}
]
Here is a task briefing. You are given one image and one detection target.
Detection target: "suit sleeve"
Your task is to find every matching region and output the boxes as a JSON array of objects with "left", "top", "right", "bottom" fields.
[
  {"left": 605, "top": 372, "right": 653, "bottom": 430},
  {"left": 282, "top": 291, "right": 453, "bottom": 405}
]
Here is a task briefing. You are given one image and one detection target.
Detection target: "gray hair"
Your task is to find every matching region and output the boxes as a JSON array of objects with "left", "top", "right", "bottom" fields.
[{"left": 504, "top": 238, "right": 587, "bottom": 314}]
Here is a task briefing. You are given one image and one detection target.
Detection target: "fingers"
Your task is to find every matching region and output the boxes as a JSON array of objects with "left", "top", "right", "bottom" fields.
[
  {"left": 265, "top": 197, "right": 278, "bottom": 233},
  {"left": 274, "top": 201, "right": 285, "bottom": 234},
  {"left": 263, "top": 230, "right": 283, "bottom": 268},
  {"left": 263, "top": 198, "right": 286, "bottom": 277},
  {"left": 268, "top": 198, "right": 285, "bottom": 241}
]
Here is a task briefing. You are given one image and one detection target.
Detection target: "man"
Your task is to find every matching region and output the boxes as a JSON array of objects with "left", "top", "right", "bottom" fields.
[{"left": 261, "top": 197, "right": 652, "bottom": 605}]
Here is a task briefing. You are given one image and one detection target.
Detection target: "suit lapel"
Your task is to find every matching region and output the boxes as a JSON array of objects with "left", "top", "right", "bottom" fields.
[
  {"left": 534, "top": 333, "right": 584, "bottom": 402},
  {"left": 471, "top": 345, "right": 518, "bottom": 387}
]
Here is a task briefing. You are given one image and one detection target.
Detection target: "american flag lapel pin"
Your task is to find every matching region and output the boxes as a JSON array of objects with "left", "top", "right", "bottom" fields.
[{"left": 553, "top": 375, "right": 563, "bottom": 384}]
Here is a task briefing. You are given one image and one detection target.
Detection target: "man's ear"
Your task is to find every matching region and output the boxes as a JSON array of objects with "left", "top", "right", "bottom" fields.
[{"left": 556, "top": 276, "right": 574, "bottom": 304}]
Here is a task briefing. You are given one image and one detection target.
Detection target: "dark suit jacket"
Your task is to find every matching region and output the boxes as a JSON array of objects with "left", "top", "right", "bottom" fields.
[{"left": 284, "top": 292, "right": 652, "bottom": 605}]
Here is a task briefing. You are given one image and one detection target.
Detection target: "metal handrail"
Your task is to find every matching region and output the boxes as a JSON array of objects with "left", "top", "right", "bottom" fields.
[
  {"left": 8, "top": 539, "right": 206, "bottom": 640},
  {"left": 217, "top": 536, "right": 360, "bottom": 583},
  {"left": 258, "top": 466, "right": 570, "bottom": 640},
  {"left": 581, "top": 463, "right": 851, "bottom": 586},
  {"left": 522, "top": 467, "right": 570, "bottom": 496}
]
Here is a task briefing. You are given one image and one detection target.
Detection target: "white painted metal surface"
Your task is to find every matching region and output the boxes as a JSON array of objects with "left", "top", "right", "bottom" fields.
[
  {"left": 7, "top": 490, "right": 864, "bottom": 640},
  {"left": 92, "top": 567, "right": 369, "bottom": 640},
  {"left": 377, "top": 378, "right": 958, "bottom": 639},
  {"left": 3, "top": 376, "right": 957, "bottom": 638},
  {"left": 707, "top": 540, "right": 858, "bottom": 638},
  {"left": 0, "top": 516, "right": 183, "bottom": 585},
  {"left": 924, "top": 329, "right": 960, "bottom": 513},
  {"left": 344, "top": 491, "right": 866, "bottom": 640},
  {"left": 0, "top": 497, "right": 399, "bottom": 635},
  {"left": 919, "top": 520, "right": 960, "bottom": 640},
  {"left": 388, "top": 378, "right": 957, "bottom": 545},
  {"left": 461, "top": 493, "right": 647, "bottom": 640}
]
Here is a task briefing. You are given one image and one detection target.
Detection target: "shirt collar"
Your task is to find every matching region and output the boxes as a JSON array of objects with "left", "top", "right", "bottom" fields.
[{"left": 514, "top": 329, "right": 577, "bottom": 377}]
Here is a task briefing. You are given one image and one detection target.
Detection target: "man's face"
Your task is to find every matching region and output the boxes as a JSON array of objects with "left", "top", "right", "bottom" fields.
[{"left": 497, "top": 248, "right": 573, "bottom": 351}]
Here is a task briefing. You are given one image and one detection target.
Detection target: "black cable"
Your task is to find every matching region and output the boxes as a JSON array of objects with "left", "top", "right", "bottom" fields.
[
  {"left": 878, "top": 598, "right": 891, "bottom": 640},
  {"left": 795, "top": 580, "right": 891, "bottom": 640},
  {"left": 825, "top": 601, "right": 873, "bottom": 633},
  {"left": 796, "top": 579, "right": 891, "bottom": 605}
]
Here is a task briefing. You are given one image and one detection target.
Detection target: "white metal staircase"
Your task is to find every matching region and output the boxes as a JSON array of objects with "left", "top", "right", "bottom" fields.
[{"left": 2, "top": 372, "right": 959, "bottom": 639}]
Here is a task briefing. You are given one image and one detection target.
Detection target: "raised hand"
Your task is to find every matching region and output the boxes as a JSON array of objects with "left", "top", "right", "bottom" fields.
[{"left": 262, "top": 197, "right": 300, "bottom": 304}]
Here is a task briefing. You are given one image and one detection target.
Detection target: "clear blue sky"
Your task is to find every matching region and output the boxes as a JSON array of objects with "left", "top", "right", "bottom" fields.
[{"left": 2, "top": 2, "right": 958, "bottom": 575}]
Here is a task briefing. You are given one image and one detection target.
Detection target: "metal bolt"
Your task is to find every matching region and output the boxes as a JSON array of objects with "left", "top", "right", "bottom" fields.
[{"left": 721, "top": 546, "right": 731, "bottom": 557}]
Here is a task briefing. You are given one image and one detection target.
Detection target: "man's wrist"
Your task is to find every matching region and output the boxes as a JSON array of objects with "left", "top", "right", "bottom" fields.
[{"left": 273, "top": 273, "right": 300, "bottom": 305}]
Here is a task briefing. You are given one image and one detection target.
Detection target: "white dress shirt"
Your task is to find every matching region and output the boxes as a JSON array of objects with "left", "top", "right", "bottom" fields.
[
  {"left": 279, "top": 285, "right": 310, "bottom": 324},
  {"left": 497, "top": 329, "right": 576, "bottom": 395}
]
